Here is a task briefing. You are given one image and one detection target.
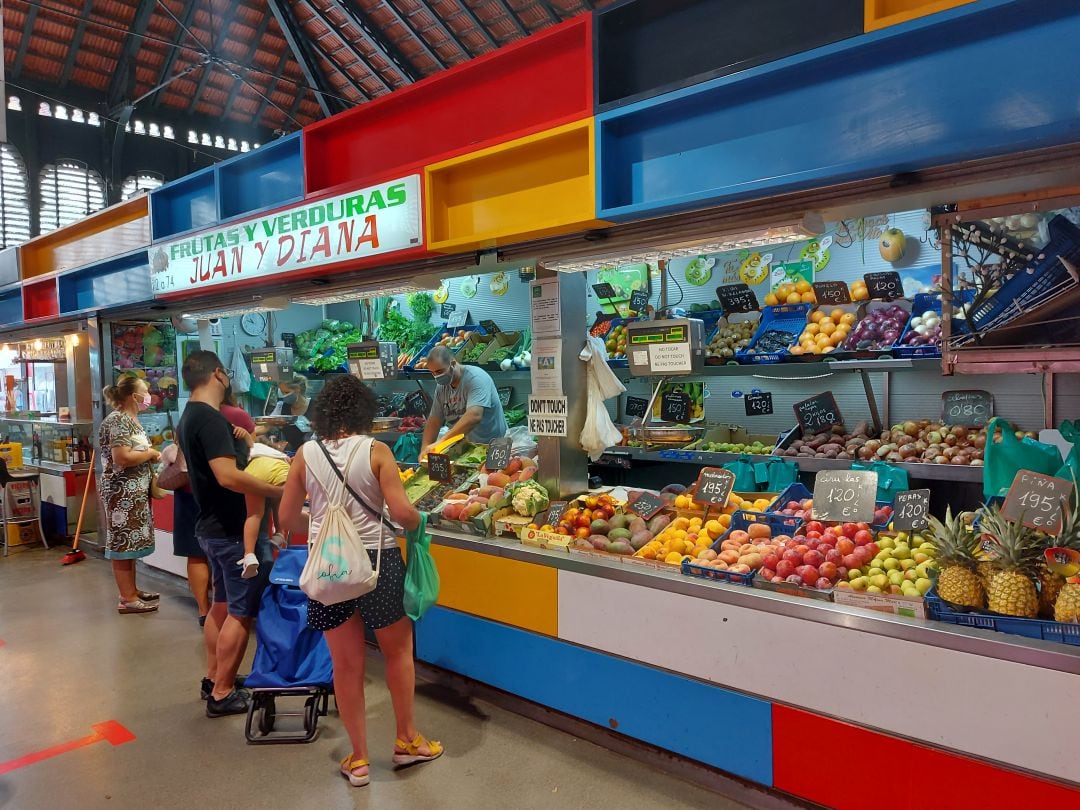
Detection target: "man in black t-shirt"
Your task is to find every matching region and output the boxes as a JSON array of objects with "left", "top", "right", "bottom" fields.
[{"left": 178, "top": 350, "right": 283, "bottom": 718}]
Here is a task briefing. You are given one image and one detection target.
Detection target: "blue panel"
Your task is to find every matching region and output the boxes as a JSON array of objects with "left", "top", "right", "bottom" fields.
[
  {"left": 150, "top": 166, "right": 218, "bottom": 241},
  {"left": 218, "top": 132, "right": 304, "bottom": 221},
  {"left": 597, "top": 0, "right": 1080, "bottom": 220},
  {"left": 0, "top": 247, "right": 19, "bottom": 288},
  {"left": 57, "top": 250, "right": 153, "bottom": 314},
  {"left": 0, "top": 287, "right": 22, "bottom": 327},
  {"left": 415, "top": 606, "right": 773, "bottom": 785}
]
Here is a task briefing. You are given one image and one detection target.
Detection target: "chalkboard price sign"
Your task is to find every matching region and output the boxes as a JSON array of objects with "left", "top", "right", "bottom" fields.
[
  {"left": 629, "top": 289, "right": 649, "bottom": 314},
  {"left": 744, "top": 391, "right": 773, "bottom": 416},
  {"left": 863, "top": 271, "right": 903, "bottom": 300},
  {"left": 812, "top": 470, "right": 878, "bottom": 522},
  {"left": 280, "top": 332, "right": 297, "bottom": 350},
  {"left": 793, "top": 392, "right": 843, "bottom": 434},
  {"left": 447, "top": 309, "right": 469, "bottom": 328},
  {"left": 427, "top": 452, "right": 452, "bottom": 482},
  {"left": 693, "top": 467, "right": 736, "bottom": 506},
  {"left": 480, "top": 319, "right": 501, "bottom": 334},
  {"left": 660, "top": 391, "right": 691, "bottom": 423},
  {"left": 1002, "top": 470, "right": 1074, "bottom": 535},
  {"left": 626, "top": 491, "right": 666, "bottom": 520},
  {"left": 592, "top": 282, "right": 617, "bottom": 300},
  {"left": 440, "top": 302, "right": 456, "bottom": 319},
  {"left": 715, "top": 283, "right": 759, "bottom": 314},
  {"left": 497, "top": 386, "right": 513, "bottom": 407},
  {"left": 405, "top": 390, "right": 429, "bottom": 415},
  {"left": 941, "top": 389, "right": 993, "bottom": 427},
  {"left": 892, "top": 489, "right": 931, "bottom": 531},
  {"left": 545, "top": 501, "right": 569, "bottom": 526},
  {"left": 625, "top": 396, "right": 649, "bottom": 418},
  {"left": 484, "top": 437, "right": 512, "bottom": 471},
  {"left": 812, "top": 281, "right": 851, "bottom": 306}
]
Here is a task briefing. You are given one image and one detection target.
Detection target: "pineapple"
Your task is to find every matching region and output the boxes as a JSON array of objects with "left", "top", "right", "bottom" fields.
[
  {"left": 1038, "top": 501, "right": 1080, "bottom": 617},
  {"left": 981, "top": 506, "right": 1042, "bottom": 618},
  {"left": 1039, "top": 561, "right": 1067, "bottom": 618},
  {"left": 1055, "top": 578, "right": 1080, "bottom": 623},
  {"left": 928, "top": 507, "right": 984, "bottom": 609}
]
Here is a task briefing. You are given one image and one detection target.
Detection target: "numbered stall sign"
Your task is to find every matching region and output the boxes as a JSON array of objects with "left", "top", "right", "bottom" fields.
[
  {"left": 863, "top": 271, "right": 903, "bottom": 300},
  {"left": 1002, "top": 470, "right": 1074, "bottom": 535},
  {"left": 744, "top": 391, "right": 773, "bottom": 416},
  {"left": 626, "top": 491, "right": 666, "bottom": 520},
  {"left": 715, "top": 283, "right": 759, "bottom": 314},
  {"left": 427, "top": 452, "right": 452, "bottom": 482},
  {"left": 625, "top": 396, "right": 649, "bottom": 418},
  {"left": 484, "top": 437, "right": 513, "bottom": 471},
  {"left": 793, "top": 392, "right": 843, "bottom": 434},
  {"left": 813, "top": 470, "right": 878, "bottom": 522},
  {"left": 941, "top": 390, "right": 993, "bottom": 428},
  {"left": 812, "top": 281, "right": 851, "bottom": 306},
  {"left": 660, "top": 391, "right": 691, "bottom": 423},
  {"left": 693, "top": 468, "right": 736, "bottom": 506},
  {"left": 892, "top": 489, "right": 930, "bottom": 531}
]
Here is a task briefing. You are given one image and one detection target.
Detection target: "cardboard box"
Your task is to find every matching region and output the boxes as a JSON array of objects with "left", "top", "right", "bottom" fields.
[
  {"left": 477, "top": 331, "right": 522, "bottom": 367},
  {"left": 833, "top": 588, "right": 928, "bottom": 619}
]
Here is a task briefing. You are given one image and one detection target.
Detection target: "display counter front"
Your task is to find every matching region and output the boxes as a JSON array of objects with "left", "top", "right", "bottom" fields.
[{"left": 416, "top": 528, "right": 1080, "bottom": 807}]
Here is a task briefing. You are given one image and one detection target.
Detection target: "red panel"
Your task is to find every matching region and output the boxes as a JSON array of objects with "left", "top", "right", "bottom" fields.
[
  {"left": 773, "top": 705, "right": 1080, "bottom": 809},
  {"left": 22, "top": 279, "right": 59, "bottom": 321},
  {"left": 303, "top": 16, "right": 593, "bottom": 195},
  {"left": 152, "top": 494, "right": 174, "bottom": 533}
]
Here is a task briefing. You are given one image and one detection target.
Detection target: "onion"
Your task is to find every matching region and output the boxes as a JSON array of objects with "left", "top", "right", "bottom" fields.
[{"left": 934, "top": 455, "right": 948, "bottom": 465}]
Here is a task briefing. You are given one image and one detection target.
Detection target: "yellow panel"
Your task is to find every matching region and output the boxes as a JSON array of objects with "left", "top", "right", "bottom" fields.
[
  {"left": 424, "top": 118, "right": 607, "bottom": 253},
  {"left": 865, "top": 0, "right": 975, "bottom": 31},
  {"left": 427, "top": 543, "right": 558, "bottom": 636}
]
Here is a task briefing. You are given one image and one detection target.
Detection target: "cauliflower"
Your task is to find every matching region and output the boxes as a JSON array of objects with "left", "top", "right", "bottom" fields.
[{"left": 508, "top": 480, "right": 550, "bottom": 517}]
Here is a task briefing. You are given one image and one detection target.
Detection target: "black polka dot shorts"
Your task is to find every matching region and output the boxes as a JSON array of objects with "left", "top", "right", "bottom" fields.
[{"left": 307, "top": 547, "right": 407, "bottom": 632}]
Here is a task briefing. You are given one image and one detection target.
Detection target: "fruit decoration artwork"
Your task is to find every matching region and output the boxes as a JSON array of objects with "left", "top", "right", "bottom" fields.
[
  {"left": 879, "top": 227, "right": 907, "bottom": 263},
  {"left": 799, "top": 236, "right": 833, "bottom": 272},
  {"left": 432, "top": 281, "right": 449, "bottom": 304},
  {"left": 460, "top": 276, "right": 479, "bottom": 299},
  {"left": 684, "top": 256, "right": 715, "bottom": 286},
  {"left": 738, "top": 251, "right": 771, "bottom": 285},
  {"left": 489, "top": 271, "right": 509, "bottom": 296}
]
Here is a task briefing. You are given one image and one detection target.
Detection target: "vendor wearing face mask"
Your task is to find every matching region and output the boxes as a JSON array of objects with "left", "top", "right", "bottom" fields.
[
  {"left": 419, "top": 345, "right": 507, "bottom": 460},
  {"left": 256, "top": 373, "right": 311, "bottom": 451}
]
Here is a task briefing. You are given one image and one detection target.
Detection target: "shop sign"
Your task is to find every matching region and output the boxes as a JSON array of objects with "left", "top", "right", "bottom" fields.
[{"left": 151, "top": 175, "right": 422, "bottom": 294}]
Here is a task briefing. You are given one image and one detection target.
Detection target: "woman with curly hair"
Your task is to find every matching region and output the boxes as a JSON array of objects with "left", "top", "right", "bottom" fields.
[{"left": 278, "top": 375, "right": 442, "bottom": 787}]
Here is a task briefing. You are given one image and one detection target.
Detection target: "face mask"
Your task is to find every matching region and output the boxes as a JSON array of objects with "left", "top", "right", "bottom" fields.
[
  {"left": 281, "top": 392, "right": 298, "bottom": 405},
  {"left": 135, "top": 393, "right": 151, "bottom": 412},
  {"left": 433, "top": 369, "right": 452, "bottom": 386}
]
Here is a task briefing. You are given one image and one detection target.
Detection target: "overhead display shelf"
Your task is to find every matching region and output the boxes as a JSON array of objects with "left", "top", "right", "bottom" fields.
[
  {"left": 57, "top": 249, "right": 153, "bottom": 316},
  {"left": 19, "top": 197, "right": 150, "bottom": 279},
  {"left": 0, "top": 287, "right": 22, "bottom": 328},
  {"left": 865, "top": 0, "right": 977, "bottom": 31},
  {"left": 22, "top": 277, "right": 58, "bottom": 322}
]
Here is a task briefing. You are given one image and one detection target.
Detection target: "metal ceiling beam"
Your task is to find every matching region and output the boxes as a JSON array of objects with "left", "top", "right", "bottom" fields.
[
  {"left": 336, "top": 0, "right": 420, "bottom": 83},
  {"left": 191, "top": 2, "right": 245, "bottom": 110},
  {"left": 378, "top": 0, "right": 448, "bottom": 71},
  {"left": 222, "top": 12, "right": 275, "bottom": 118},
  {"left": 11, "top": 5, "right": 40, "bottom": 79},
  {"left": 267, "top": 0, "right": 339, "bottom": 117},
  {"left": 454, "top": 1, "right": 499, "bottom": 49},
  {"left": 301, "top": 1, "right": 393, "bottom": 95},
  {"left": 59, "top": 0, "right": 96, "bottom": 86},
  {"left": 410, "top": 0, "right": 474, "bottom": 59},
  {"left": 151, "top": 0, "right": 202, "bottom": 109},
  {"left": 490, "top": 0, "right": 528, "bottom": 37},
  {"left": 108, "top": 0, "right": 160, "bottom": 109}
]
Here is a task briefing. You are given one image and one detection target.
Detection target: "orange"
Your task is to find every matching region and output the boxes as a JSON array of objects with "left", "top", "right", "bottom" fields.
[
  {"left": 789, "top": 345, "right": 805, "bottom": 356},
  {"left": 776, "top": 283, "right": 794, "bottom": 298},
  {"left": 795, "top": 280, "right": 812, "bottom": 294},
  {"left": 764, "top": 293, "right": 779, "bottom": 306},
  {"left": 804, "top": 323, "right": 819, "bottom": 335},
  {"left": 785, "top": 292, "right": 802, "bottom": 304},
  {"left": 841, "top": 313, "right": 856, "bottom": 325},
  {"left": 810, "top": 310, "right": 824, "bottom": 323},
  {"left": 830, "top": 308, "right": 846, "bottom": 322},
  {"left": 819, "top": 321, "right": 836, "bottom": 336},
  {"left": 639, "top": 547, "right": 657, "bottom": 559},
  {"left": 801, "top": 291, "right": 816, "bottom": 303}
]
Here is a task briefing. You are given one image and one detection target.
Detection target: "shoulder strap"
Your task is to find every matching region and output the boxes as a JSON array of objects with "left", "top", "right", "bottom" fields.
[{"left": 315, "top": 439, "right": 397, "bottom": 534}]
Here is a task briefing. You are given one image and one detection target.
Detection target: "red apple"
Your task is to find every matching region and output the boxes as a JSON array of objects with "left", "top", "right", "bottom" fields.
[
  {"left": 866, "top": 542, "right": 880, "bottom": 557},
  {"left": 855, "top": 534, "right": 873, "bottom": 547},
  {"left": 805, "top": 530, "right": 823, "bottom": 541},
  {"left": 815, "top": 577, "right": 833, "bottom": 590},
  {"left": 796, "top": 544, "right": 810, "bottom": 557},
  {"left": 818, "top": 561, "right": 839, "bottom": 580},
  {"left": 806, "top": 538, "right": 821, "bottom": 550},
  {"left": 776, "top": 559, "right": 796, "bottom": 578},
  {"left": 854, "top": 529, "right": 873, "bottom": 546},
  {"left": 842, "top": 523, "right": 859, "bottom": 539},
  {"left": 798, "top": 565, "right": 819, "bottom": 586},
  {"left": 761, "top": 568, "right": 777, "bottom": 581},
  {"left": 786, "top": 575, "right": 804, "bottom": 585},
  {"left": 819, "top": 543, "right": 835, "bottom": 555},
  {"left": 842, "top": 553, "right": 861, "bottom": 570},
  {"left": 856, "top": 522, "right": 872, "bottom": 533},
  {"left": 804, "top": 550, "right": 824, "bottom": 568},
  {"left": 785, "top": 500, "right": 801, "bottom": 511},
  {"left": 836, "top": 538, "right": 856, "bottom": 555},
  {"left": 772, "top": 576, "right": 785, "bottom": 583},
  {"left": 805, "top": 521, "right": 825, "bottom": 535},
  {"left": 782, "top": 549, "right": 802, "bottom": 565},
  {"left": 763, "top": 553, "right": 780, "bottom": 570},
  {"left": 854, "top": 546, "right": 874, "bottom": 565},
  {"left": 837, "top": 565, "right": 849, "bottom": 579},
  {"left": 825, "top": 549, "right": 843, "bottom": 565}
]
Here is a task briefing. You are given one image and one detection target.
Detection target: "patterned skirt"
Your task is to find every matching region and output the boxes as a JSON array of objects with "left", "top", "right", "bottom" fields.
[{"left": 101, "top": 467, "right": 154, "bottom": 560}]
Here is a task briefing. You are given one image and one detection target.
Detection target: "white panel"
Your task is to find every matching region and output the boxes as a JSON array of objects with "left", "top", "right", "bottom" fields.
[
  {"left": 143, "top": 529, "right": 187, "bottom": 578},
  {"left": 558, "top": 570, "right": 1080, "bottom": 782},
  {"left": 37, "top": 472, "right": 66, "bottom": 505}
]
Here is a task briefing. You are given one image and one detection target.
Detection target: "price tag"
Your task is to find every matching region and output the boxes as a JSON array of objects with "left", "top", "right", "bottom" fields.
[
  {"left": 941, "top": 390, "right": 993, "bottom": 427},
  {"left": 497, "top": 386, "right": 513, "bottom": 407},
  {"left": 744, "top": 391, "right": 773, "bottom": 416},
  {"left": 280, "top": 332, "right": 297, "bottom": 350},
  {"left": 863, "top": 271, "right": 903, "bottom": 301},
  {"left": 625, "top": 396, "right": 649, "bottom": 418},
  {"left": 545, "top": 501, "right": 569, "bottom": 526},
  {"left": 626, "top": 491, "right": 666, "bottom": 520},
  {"left": 1002, "top": 470, "right": 1074, "bottom": 535},
  {"left": 812, "top": 281, "right": 851, "bottom": 305},
  {"left": 629, "top": 289, "right": 649, "bottom": 314},
  {"left": 715, "top": 283, "right": 759, "bottom": 314},
  {"left": 480, "top": 319, "right": 501, "bottom": 334},
  {"left": 484, "top": 437, "right": 513, "bottom": 471},
  {"left": 427, "top": 452, "right": 452, "bottom": 482},
  {"left": 892, "top": 489, "right": 930, "bottom": 531},
  {"left": 660, "top": 391, "right": 691, "bottom": 423},
  {"left": 813, "top": 470, "right": 878, "bottom": 522},
  {"left": 693, "top": 467, "right": 736, "bottom": 506},
  {"left": 793, "top": 392, "right": 843, "bottom": 434},
  {"left": 592, "top": 282, "right": 617, "bottom": 300},
  {"left": 405, "top": 390, "right": 429, "bottom": 415},
  {"left": 447, "top": 309, "right": 469, "bottom": 328},
  {"left": 440, "top": 302, "right": 456, "bottom": 319}
]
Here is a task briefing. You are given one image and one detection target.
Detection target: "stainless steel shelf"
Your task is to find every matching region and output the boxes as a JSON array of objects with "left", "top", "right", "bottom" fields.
[
  {"left": 0, "top": 416, "right": 94, "bottom": 426},
  {"left": 613, "top": 357, "right": 943, "bottom": 380}
]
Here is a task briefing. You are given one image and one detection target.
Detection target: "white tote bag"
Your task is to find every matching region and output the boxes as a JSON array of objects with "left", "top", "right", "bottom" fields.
[{"left": 299, "top": 440, "right": 381, "bottom": 604}]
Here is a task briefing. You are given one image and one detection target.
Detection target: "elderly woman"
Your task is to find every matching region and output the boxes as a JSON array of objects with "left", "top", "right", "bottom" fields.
[{"left": 99, "top": 375, "right": 161, "bottom": 614}]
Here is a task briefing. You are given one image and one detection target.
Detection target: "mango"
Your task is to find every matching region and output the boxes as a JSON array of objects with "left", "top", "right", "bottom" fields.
[
  {"left": 487, "top": 472, "right": 510, "bottom": 488},
  {"left": 609, "top": 513, "right": 631, "bottom": 531},
  {"left": 590, "top": 535, "right": 609, "bottom": 551},
  {"left": 608, "top": 541, "right": 633, "bottom": 555},
  {"left": 590, "top": 519, "right": 611, "bottom": 535},
  {"left": 629, "top": 530, "right": 653, "bottom": 550},
  {"left": 608, "top": 528, "right": 632, "bottom": 542},
  {"left": 648, "top": 514, "right": 671, "bottom": 535},
  {"left": 628, "top": 517, "right": 647, "bottom": 536}
]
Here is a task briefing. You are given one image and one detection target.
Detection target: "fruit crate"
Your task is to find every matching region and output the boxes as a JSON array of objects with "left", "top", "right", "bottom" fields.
[
  {"left": 925, "top": 587, "right": 1080, "bottom": 647},
  {"left": 830, "top": 299, "right": 911, "bottom": 361},
  {"left": 704, "top": 313, "right": 761, "bottom": 365},
  {"left": 681, "top": 510, "right": 803, "bottom": 585},
  {"left": 477, "top": 331, "right": 523, "bottom": 369},
  {"left": 405, "top": 324, "right": 488, "bottom": 370},
  {"left": 767, "top": 483, "right": 813, "bottom": 513},
  {"left": 753, "top": 570, "right": 835, "bottom": 601},
  {"left": 893, "top": 293, "right": 942, "bottom": 358},
  {"left": 786, "top": 303, "right": 860, "bottom": 362},
  {"left": 681, "top": 558, "right": 756, "bottom": 585},
  {"left": 735, "top": 303, "right": 812, "bottom": 364},
  {"left": 833, "top": 588, "right": 928, "bottom": 619}
]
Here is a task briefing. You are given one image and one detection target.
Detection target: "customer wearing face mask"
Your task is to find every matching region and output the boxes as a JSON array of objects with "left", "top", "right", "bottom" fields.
[
  {"left": 99, "top": 374, "right": 161, "bottom": 614},
  {"left": 419, "top": 345, "right": 507, "bottom": 461}
]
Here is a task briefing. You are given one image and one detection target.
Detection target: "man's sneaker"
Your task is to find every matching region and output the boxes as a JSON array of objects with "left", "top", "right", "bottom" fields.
[
  {"left": 201, "top": 675, "right": 247, "bottom": 701},
  {"left": 238, "top": 553, "right": 259, "bottom": 579},
  {"left": 269, "top": 533, "right": 287, "bottom": 549},
  {"left": 206, "top": 688, "right": 250, "bottom": 718}
]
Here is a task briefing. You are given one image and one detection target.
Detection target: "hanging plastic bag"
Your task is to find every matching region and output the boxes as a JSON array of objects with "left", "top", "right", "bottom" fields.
[
  {"left": 756, "top": 457, "right": 798, "bottom": 492},
  {"left": 578, "top": 335, "right": 626, "bottom": 461},
  {"left": 230, "top": 348, "right": 251, "bottom": 395},
  {"left": 852, "top": 460, "right": 909, "bottom": 502},
  {"left": 1054, "top": 421, "right": 1080, "bottom": 483},
  {"left": 983, "top": 416, "right": 1062, "bottom": 498},
  {"left": 393, "top": 432, "right": 420, "bottom": 464},
  {"left": 404, "top": 512, "right": 440, "bottom": 621},
  {"left": 722, "top": 454, "right": 760, "bottom": 491},
  {"left": 507, "top": 426, "right": 537, "bottom": 457}
]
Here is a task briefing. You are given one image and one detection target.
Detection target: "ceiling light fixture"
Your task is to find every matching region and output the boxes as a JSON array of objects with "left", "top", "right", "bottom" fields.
[
  {"left": 184, "top": 297, "right": 289, "bottom": 320},
  {"left": 291, "top": 283, "right": 429, "bottom": 307}
]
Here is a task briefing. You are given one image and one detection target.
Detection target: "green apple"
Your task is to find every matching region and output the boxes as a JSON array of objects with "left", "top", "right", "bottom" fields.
[
  {"left": 883, "top": 558, "right": 900, "bottom": 571},
  {"left": 893, "top": 544, "right": 912, "bottom": 560},
  {"left": 916, "top": 578, "right": 933, "bottom": 595},
  {"left": 849, "top": 569, "right": 864, "bottom": 582},
  {"left": 851, "top": 577, "right": 869, "bottom": 592}
]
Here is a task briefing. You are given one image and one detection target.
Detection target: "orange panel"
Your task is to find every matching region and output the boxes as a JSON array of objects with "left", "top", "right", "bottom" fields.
[
  {"left": 19, "top": 197, "right": 150, "bottom": 278},
  {"left": 865, "top": 0, "right": 976, "bottom": 31}
]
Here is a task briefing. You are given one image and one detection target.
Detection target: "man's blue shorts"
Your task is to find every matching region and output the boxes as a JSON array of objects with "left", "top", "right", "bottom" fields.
[{"left": 198, "top": 535, "right": 273, "bottom": 618}]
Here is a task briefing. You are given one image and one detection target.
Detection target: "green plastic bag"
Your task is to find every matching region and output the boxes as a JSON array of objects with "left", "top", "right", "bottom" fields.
[
  {"left": 756, "top": 457, "right": 798, "bottom": 492},
  {"left": 1054, "top": 421, "right": 1080, "bottom": 483},
  {"left": 983, "top": 417, "right": 1062, "bottom": 499},
  {"left": 723, "top": 454, "right": 760, "bottom": 491},
  {"left": 852, "top": 460, "right": 909, "bottom": 503},
  {"left": 404, "top": 512, "right": 440, "bottom": 622},
  {"left": 393, "top": 432, "right": 421, "bottom": 464}
]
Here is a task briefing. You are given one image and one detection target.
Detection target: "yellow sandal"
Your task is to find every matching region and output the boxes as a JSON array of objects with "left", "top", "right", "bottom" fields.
[
  {"left": 393, "top": 733, "right": 444, "bottom": 768},
  {"left": 339, "top": 755, "right": 370, "bottom": 787}
]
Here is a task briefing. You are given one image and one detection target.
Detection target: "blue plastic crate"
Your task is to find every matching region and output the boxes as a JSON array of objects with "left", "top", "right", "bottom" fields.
[
  {"left": 767, "top": 483, "right": 813, "bottom": 513},
  {"left": 704, "top": 313, "right": 761, "bottom": 364},
  {"left": 681, "top": 509, "right": 803, "bottom": 585},
  {"left": 735, "top": 303, "right": 811, "bottom": 364},
  {"left": 925, "top": 587, "right": 1080, "bottom": 647},
  {"left": 681, "top": 557, "right": 755, "bottom": 585},
  {"left": 405, "top": 324, "right": 487, "bottom": 371},
  {"left": 893, "top": 293, "right": 942, "bottom": 358}
]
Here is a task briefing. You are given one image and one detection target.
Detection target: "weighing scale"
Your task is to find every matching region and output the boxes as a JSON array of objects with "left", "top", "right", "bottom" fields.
[
  {"left": 624, "top": 318, "right": 705, "bottom": 376},
  {"left": 347, "top": 341, "right": 399, "bottom": 381}
]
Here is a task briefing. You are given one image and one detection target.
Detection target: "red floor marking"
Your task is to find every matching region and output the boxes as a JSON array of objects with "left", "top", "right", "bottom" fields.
[{"left": 0, "top": 721, "right": 135, "bottom": 775}]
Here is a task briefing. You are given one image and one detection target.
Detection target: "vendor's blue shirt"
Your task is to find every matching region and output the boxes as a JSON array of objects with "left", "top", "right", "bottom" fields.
[{"left": 431, "top": 366, "right": 507, "bottom": 444}]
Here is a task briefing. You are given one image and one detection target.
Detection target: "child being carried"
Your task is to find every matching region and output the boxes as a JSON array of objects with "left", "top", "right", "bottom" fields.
[{"left": 238, "top": 442, "right": 291, "bottom": 578}]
